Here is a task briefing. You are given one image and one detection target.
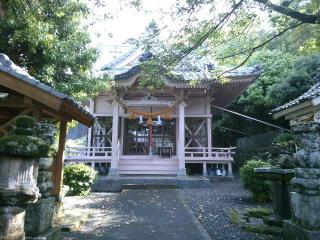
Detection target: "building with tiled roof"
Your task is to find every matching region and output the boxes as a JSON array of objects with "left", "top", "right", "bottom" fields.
[
  {"left": 272, "top": 72, "right": 320, "bottom": 125},
  {"left": 65, "top": 49, "right": 260, "bottom": 177}
]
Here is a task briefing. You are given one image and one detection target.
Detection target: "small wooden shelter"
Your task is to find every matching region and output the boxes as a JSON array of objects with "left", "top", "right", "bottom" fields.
[
  {"left": 0, "top": 53, "right": 94, "bottom": 198},
  {"left": 272, "top": 74, "right": 320, "bottom": 126}
]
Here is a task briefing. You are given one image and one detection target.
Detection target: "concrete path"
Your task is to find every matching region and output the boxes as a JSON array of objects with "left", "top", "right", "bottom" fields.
[{"left": 62, "top": 189, "right": 211, "bottom": 240}]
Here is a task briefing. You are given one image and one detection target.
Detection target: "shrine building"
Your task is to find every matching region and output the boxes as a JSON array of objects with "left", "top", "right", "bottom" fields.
[{"left": 65, "top": 50, "right": 260, "bottom": 177}]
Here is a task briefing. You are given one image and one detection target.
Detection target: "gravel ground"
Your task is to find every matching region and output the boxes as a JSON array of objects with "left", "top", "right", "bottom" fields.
[
  {"left": 61, "top": 177, "right": 266, "bottom": 240},
  {"left": 179, "top": 177, "right": 266, "bottom": 240}
]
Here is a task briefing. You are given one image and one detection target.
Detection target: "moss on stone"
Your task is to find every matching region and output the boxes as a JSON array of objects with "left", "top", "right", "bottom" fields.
[
  {"left": 15, "top": 116, "right": 36, "bottom": 129},
  {"left": 15, "top": 127, "right": 34, "bottom": 136},
  {"left": 0, "top": 135, "right": 49, "bottom": 157},
  {"left": 244, "top": 207, "right": 273, "bottom": 218},
  {"left": 241, "top": 223, "right": 282, "bottom": 236}
]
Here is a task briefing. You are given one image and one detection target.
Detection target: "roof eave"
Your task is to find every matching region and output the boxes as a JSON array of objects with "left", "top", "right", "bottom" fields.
[{"left": 272, "top": 101, "right": 313, "bottom": 119}]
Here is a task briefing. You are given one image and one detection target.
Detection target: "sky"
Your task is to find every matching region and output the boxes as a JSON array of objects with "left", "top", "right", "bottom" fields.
[
  {"left": 85, "top": 0, "right": 176, "bottom": 69},
  {"left": 85, "top": 0, "right": 270, "bottom": 70}
]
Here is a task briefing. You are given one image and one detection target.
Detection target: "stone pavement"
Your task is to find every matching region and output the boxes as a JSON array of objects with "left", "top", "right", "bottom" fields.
[{"left": 62, "top": 189, "right": 211, "bottom": 240}]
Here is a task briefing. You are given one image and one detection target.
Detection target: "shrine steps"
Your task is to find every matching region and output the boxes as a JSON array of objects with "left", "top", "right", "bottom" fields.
[
  {"left": 118, "top": 156, "right": 179, "bottom": 175},
  {"left": 92, "top": 175, "right": 212, "bottom": 192}
]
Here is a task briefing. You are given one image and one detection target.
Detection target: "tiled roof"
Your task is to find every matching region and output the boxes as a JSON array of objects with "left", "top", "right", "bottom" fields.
[
  {"left": 0, "top": 53, "right": 94, "bottom": 120},
  {"left": 272, "top": 72, "right": 320, "bottom": 113},
  {"left": 102, "top": 48, "right": 261, "bottom": 81}
]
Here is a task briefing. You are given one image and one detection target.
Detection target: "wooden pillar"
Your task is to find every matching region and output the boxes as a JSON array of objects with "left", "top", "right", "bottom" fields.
[
  {"left": 109, "top": 100, "right": 119, "bottom": 176},
  {"left": 120, "top": 117, "right": 124, "bottom": 156},
  {"left": 207, "top": 98, "right": 212, "bottom": 158},
  {"left": 203, "top": 162, "right": 208, "bottom": 176},
  {"left": 178, "top": 102, "right": 186, "bottom": 176},
  {"left": 87, "top": 100, "right": 94, "bottom": 160},
  {"left": 52, "top": 120, "right": 67, "bottom": 199},
  {"left": 228, "top": 162, "right": 233, "bottom": 177}
]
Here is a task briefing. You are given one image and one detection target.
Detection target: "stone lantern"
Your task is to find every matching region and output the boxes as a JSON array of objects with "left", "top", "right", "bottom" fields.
[
  {"left": 0, "top": 116, "right": 49, "bottom": 240},
  {"left": 24, "top": 122, "right": 61, "bottom": 239},
  {"left": 283, "top": 122, "right": 320, "bottom": 240}
]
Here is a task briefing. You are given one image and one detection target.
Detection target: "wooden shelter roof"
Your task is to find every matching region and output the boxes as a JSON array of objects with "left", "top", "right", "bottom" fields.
[{"left": 0, "top": 53, "right": 94, "bottom": 129}]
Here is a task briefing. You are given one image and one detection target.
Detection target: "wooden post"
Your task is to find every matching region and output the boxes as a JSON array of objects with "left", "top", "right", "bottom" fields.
[
  {"left": 109, "top": 100, "right": 119, "bottom": 176},
  {"left": 207, "top": 98, "right": 212, "bottom": 159},
  {"left": 203, "top": 162, "right": 208, "bottom": 176},
  {"left": 228, "top": 162, "right": 233, "bottom": 177},
  {"left": 87, "top": 100, "right": 94, "bottom": 163},
  {"left": 178, "top": 102, "right": 186, "bottom": 176},
  {"left": 52, "top": 120, "right": 67, "bottom": 199}
]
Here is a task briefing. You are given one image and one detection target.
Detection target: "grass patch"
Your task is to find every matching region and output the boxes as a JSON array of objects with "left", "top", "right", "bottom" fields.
[
  {"left": 244, "top": 207, "right": 272, "bottom": 218},
  {"left": 229, "top": 209, "right": 241, "bottom": 224}
]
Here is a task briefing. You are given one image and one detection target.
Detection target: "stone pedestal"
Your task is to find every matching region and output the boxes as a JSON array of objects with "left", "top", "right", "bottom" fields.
[
  {"left": 25, "top": 157, "right": 60, "bottom": 240},
  {"left": 288, "top": 168, "right": 320, "bottom": 228},
  {"left": 0, "top": 157, "right": 40, "bottom": 240},
  {"left": 283, "top": 220, "right": 320, "bottom": 240},
  {"left": 0, "top": 206, "right": 26, "bottom": 240},
  {"left": 283, "top": 122, "right": 320, "bottom": 239},
  {"left": 254, "top": 168, "right": 294, "bottom": 219},
  {"left": 25, "top": 197, "right": 55, "bottom": 236}
]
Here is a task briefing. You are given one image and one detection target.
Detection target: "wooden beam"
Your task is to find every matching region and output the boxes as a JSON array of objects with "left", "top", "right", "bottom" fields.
[
  {"left": 0, "top": 108, "right": 32, "bottom": 134},
  {"left": 0, "top": 72, "right": 62, "bottom": 111},
  {"left": 52, "top": 120, "right": 68, "bottom": 200}
]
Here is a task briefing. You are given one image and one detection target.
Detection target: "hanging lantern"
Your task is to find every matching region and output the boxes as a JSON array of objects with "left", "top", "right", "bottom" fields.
[
  {"left": 139, "top": 115, "right": 143, "bottom": 124},
  {"left": 157, "top": 115, "right": 162, "bottom": 125}
]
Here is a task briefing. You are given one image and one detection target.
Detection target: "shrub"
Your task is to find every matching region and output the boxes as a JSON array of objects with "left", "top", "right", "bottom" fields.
[
  {"left": 240, "top": 160, "right": 271, "bottom": 203},
  {"left": 63, "top": 164, "right": 97, "bottom": 196},
  {"left": 272, "top": 132, "right": 297, "bottom": 149}
]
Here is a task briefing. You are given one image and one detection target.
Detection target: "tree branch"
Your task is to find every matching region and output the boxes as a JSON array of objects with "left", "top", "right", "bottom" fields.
[
  {"left": 163, "top": 0, "right": 246, "bottom": 70},
  {"left": 217, "top": 22, "right": 303, "bottom": 61},
  {"left": 253, "top": 0, "right": 320, "bottom": 24},
  {"left": 220, "top": 22, "right": 304, "bottom": 75}
]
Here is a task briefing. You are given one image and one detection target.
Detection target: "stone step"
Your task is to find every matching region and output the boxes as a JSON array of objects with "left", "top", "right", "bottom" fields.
[
  {"left": 118, "top": 170, "right": 178, "bottom": 175},
  {"left": 118, "top": 159, "right": 178, "bottom": 165},
  {"left": 92, "top": 177, "right": 212, "bottom": 192},
  {"left": 123, "top": 184, "right": 178, "bottom": 189}
]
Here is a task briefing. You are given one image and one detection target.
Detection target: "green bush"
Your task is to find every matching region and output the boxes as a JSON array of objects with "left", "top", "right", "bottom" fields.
[
  {"left": 272, "top": 133, "right": 297, "bottom": 148},
  {"left": 63, "top": 164, "right": 97, "bottom": 196},
  {"left": 240, "top": 160, "right": 271, "bottom": 203}
]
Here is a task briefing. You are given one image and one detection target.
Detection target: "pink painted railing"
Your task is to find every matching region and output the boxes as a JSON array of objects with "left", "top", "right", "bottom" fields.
[{"left": 184, "top": 147, "right": 236, "bottom": 161}]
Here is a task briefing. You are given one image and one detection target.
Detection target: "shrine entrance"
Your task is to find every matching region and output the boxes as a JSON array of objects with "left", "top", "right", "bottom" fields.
[{"left": 123, "top": 118, "right": 176, "bottom": 156}]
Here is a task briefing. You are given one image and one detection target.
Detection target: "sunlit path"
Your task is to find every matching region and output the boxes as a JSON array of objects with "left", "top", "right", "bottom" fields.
[{"left": 62, "top": 189, "right": 210, "bottom": 240}]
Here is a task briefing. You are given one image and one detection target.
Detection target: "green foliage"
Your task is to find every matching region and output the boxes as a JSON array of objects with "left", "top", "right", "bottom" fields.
[
  {"left": 0, "top": 135, "right": 49, "bottom": 157},
  {"left": 15, "top": 115, "right": 36, "bottom": 128},
  {"left": 0, "top": 116, "right": 50, "bottom": 157},
  {"left": 212, "top": 52, "right": 320, "bottom": 147},
  {"left": 0, "top": 0, "right": 104, "bottom": 100},
  {"left": 272, "top": 133, "right": 297, "bottom": 147},
  {"left": 63, "top": 163, "right": 97, "bottom": 196},
  {"left": 267, "top": 53, "right": 320, "bottom": 107},
  {"left": 244, "top": 207, "right": 272, "bottom": 218},
  {"left": 240, "top": 160, "right": 271, "bottom": 203}
]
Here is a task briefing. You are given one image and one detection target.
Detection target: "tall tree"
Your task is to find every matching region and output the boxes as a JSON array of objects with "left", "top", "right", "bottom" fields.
[{"left": 0, "top": 0, "right": 103, "bottom": 100}]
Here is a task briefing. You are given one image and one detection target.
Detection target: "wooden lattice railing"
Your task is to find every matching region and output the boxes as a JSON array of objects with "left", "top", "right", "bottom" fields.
[
  {"left": 184, "top": 147, "right": 236, "bottom": 161},
  {"left": 64, "top": 146, "right": 112, "bottom": 162}
]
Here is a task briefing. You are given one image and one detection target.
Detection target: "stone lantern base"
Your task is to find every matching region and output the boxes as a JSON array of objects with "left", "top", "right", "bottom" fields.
[
  {"left": 283, "top": 220, "right": 320, "bottom": 240},
  {"left": 0, "top": 206, "right": 26, "bottom": 240},
  {"left": 283, "top": 168, "right": 320, "bottom": 240}
]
